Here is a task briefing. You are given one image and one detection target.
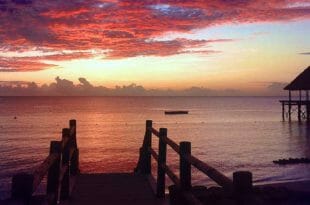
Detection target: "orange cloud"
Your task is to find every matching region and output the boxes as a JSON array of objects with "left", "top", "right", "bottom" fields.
[{"left": 0, "top": 0, "right": 309, "bottom": 71}]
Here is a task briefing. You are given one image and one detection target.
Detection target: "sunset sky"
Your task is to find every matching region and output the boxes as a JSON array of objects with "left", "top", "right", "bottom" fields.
[{"left": 0, "top": 0, "right": 309, "bottom": 95}]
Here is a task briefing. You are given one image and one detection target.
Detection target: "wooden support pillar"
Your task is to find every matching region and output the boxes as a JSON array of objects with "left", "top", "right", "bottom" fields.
[
  {"left": 298, "top": 104, "right": 301, "bottom": 122},
  {"left": 135, "top": 120, "right": 153, "bottom": 174},
  {"left": 143, "top": 120, "right": 152, "bottom": 174},
  {"left": 157, "top": 128, "right": 167, "bottom": 198},
  {"left": 289, "top": 90, "right": 292, "bottom": 121},
  {"left": 61, "top": 128, "right": 70, "bottom": 199},
  {"left": 298, "top": 90, "right": 302, "bottom": 122},
  {"left": 282, "top": 102, "right": 285, "bottom": 121},
  {"left": 307, "top": 103, "right": 310, "bottom": 122},
  {"left": 47, "top": 141, "right": 61, "bottom": 205},
  {"left": 180, "top": 141, "right": 191, "bottom": 191},
  {"left": 307, "top": 91, "right": 310, "bottom": 122},
  {"left": 69, "top": 119, "right": 77, "bottom": 149},
  {"left": 69, "top": 119, "right": 79, "bottom": 175}
]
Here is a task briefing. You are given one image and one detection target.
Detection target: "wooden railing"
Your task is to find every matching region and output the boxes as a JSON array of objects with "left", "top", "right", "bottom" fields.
[
  {"left": 11, "top": 119, "right": 79, "bottom": 205},
  {"left": 135, "top": 120, "right": 253, "bottom": 205}
]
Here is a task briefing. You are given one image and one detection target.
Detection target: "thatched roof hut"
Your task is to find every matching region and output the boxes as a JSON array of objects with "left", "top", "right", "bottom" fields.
[
  {"left": 284, "top": 66, "right": 310, "bottom": 91},
  {"left": 281, "top": 66, "right": 310, "bottom": 122}
]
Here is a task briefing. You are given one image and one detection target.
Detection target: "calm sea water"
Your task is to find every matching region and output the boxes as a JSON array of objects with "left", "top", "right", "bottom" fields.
[{"left": 1, "top": 96, "right": 310, "bottom": 199}]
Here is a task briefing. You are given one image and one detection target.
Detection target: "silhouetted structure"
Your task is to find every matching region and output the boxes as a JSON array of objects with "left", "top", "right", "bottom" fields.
[
  {"left": 280, "top": 66, "right": 310, "bottom": 122},
  {"left": 4, "top": 120, "right": 310, "bottom": 205}
]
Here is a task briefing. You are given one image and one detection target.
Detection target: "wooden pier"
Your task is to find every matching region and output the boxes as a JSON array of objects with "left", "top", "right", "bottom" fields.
[{"left": 4, "top": 120, "right": 310, "bottom": 205}]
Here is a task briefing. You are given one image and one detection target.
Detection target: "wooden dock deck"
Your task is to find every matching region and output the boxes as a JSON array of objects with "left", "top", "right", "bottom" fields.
[{"left": 62, "top": 173, "right": 166, "bottom": 205}]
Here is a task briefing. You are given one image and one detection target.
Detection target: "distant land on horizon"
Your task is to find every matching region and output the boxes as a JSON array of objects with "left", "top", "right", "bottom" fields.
[{"left": 0, "top": 76, "right": 289, "bottom": 97}]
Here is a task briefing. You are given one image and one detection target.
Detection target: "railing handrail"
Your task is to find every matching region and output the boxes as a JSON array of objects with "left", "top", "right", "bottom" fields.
[
  {"left": 151, "top": 126, "right": 233, "bottom": 190},
  {"left": 11, "top": 119, "right": 79, "bottom": 205},
  {"left": 135, "top": 120, "right": 253, "bottom": 205}
]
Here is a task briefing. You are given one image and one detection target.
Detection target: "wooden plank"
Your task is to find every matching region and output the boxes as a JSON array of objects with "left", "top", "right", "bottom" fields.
[
  {"left": 163, "top": 136, "right": 180, "bottom": 154},
  {"left": 186, "top": 154, "right": 233, "bottom": 190},
  {"left": 151, "top": 128, "right": 159, "bottom": 137},
  {"left": 63, "top": 173, "right": 167, "bottom": 205}
]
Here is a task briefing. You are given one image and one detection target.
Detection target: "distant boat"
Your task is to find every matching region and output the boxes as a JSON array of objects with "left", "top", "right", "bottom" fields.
[{"left": 165, "top": 110, "right": 188, "bottom": 115}]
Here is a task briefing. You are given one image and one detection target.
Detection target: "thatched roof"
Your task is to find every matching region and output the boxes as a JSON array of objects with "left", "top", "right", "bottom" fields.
[{"left": 284, "top": 66, "right": 310, "bottom": 90}]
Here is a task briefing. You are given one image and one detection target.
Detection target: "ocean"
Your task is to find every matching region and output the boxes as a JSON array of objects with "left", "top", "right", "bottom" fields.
[{"left": 0, "top": 96, "right": 310, "bottom": 199}]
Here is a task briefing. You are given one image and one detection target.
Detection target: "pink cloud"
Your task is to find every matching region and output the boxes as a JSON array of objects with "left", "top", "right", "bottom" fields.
[{"left": 0, "top": 0, "right": 309, "bottom": 71}]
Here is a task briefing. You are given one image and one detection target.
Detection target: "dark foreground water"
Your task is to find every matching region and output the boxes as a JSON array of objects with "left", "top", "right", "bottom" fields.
[{"left": 0, "top": 96, "right": 310, "bottom": 199}]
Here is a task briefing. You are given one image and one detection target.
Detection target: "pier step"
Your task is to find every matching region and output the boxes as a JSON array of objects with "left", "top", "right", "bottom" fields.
[{"left": 61, "top": 173, "right": 167, "bottom": 205}]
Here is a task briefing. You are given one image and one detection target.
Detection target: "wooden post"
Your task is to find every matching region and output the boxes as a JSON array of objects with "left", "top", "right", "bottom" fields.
[
  {"left": 307, "top": 91, "right": 310, "bottom": 122},
  {"left": 69, "top": 119, "right": 79, "bottom": 175},
  {"left": 282, "top": 102, "right": 285, "bottom": 121},
  {"left": 11, "top": 173, "right": 34, "bottom": 202},
  {"left": 307, "top": 103, "right": 310, "bottom": 122},
  {"left": 180, "top": 141, "right": 191, "bottom": 191},
  {"left": 289, "top": 90, "right": 292, "bottom": 121},
  {"left": 61, "top": 128, "right": 70, "bottom": 199},
  {"left": 157, "top": 128, "right": 167, "bottom": 198},
  {"left": 47, "top": 141, "right": 62, "bottom": 205},
  {"left": 233, "top": 171, "right": 253, "bottom": 195},
  {"left": 69, "top": 119, "right": 77, "bottom": 148},
  {"left": 298, "top": 104, "right": 301, "bottom": 122},
  {"left": 139, "top": 120, "right": 152, "bottom": 174},
  {"left": 297, "top": 90, "right": 301, "bottom": 122}
]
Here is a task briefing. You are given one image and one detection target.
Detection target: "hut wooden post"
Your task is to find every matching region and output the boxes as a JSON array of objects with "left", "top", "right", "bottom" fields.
[
  {"left": 47, "top": 141, "right": 62, "bottom": 205},
  {"left": 156, "top": 128, "right": 167, "bottom": 198},
  {"left": 282, "top": 101, "right": 285, "bottom": 121},
  {"left": 69, "top": 119, "right": 79, "bottom": 175},
  {"left": 11, "top": 173, "right": 34, "bottom": 202},
  {"left": 60, "top": 128, "right": 70, "bottom": 199},
  {"left": 307, "top": 91, "right": 310, "bottom": 122},
  {"left": 180, "top": 141, "right": 191, "bottom": 191},
  {"left": 297, "top": 90, "right": 302, "bottom": 122},
  {"left": 288, "top": 90, "right": 292, "bottom": 121},
  {"left": 307, "top": 103, "right": 310, "bottom": 122}
]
